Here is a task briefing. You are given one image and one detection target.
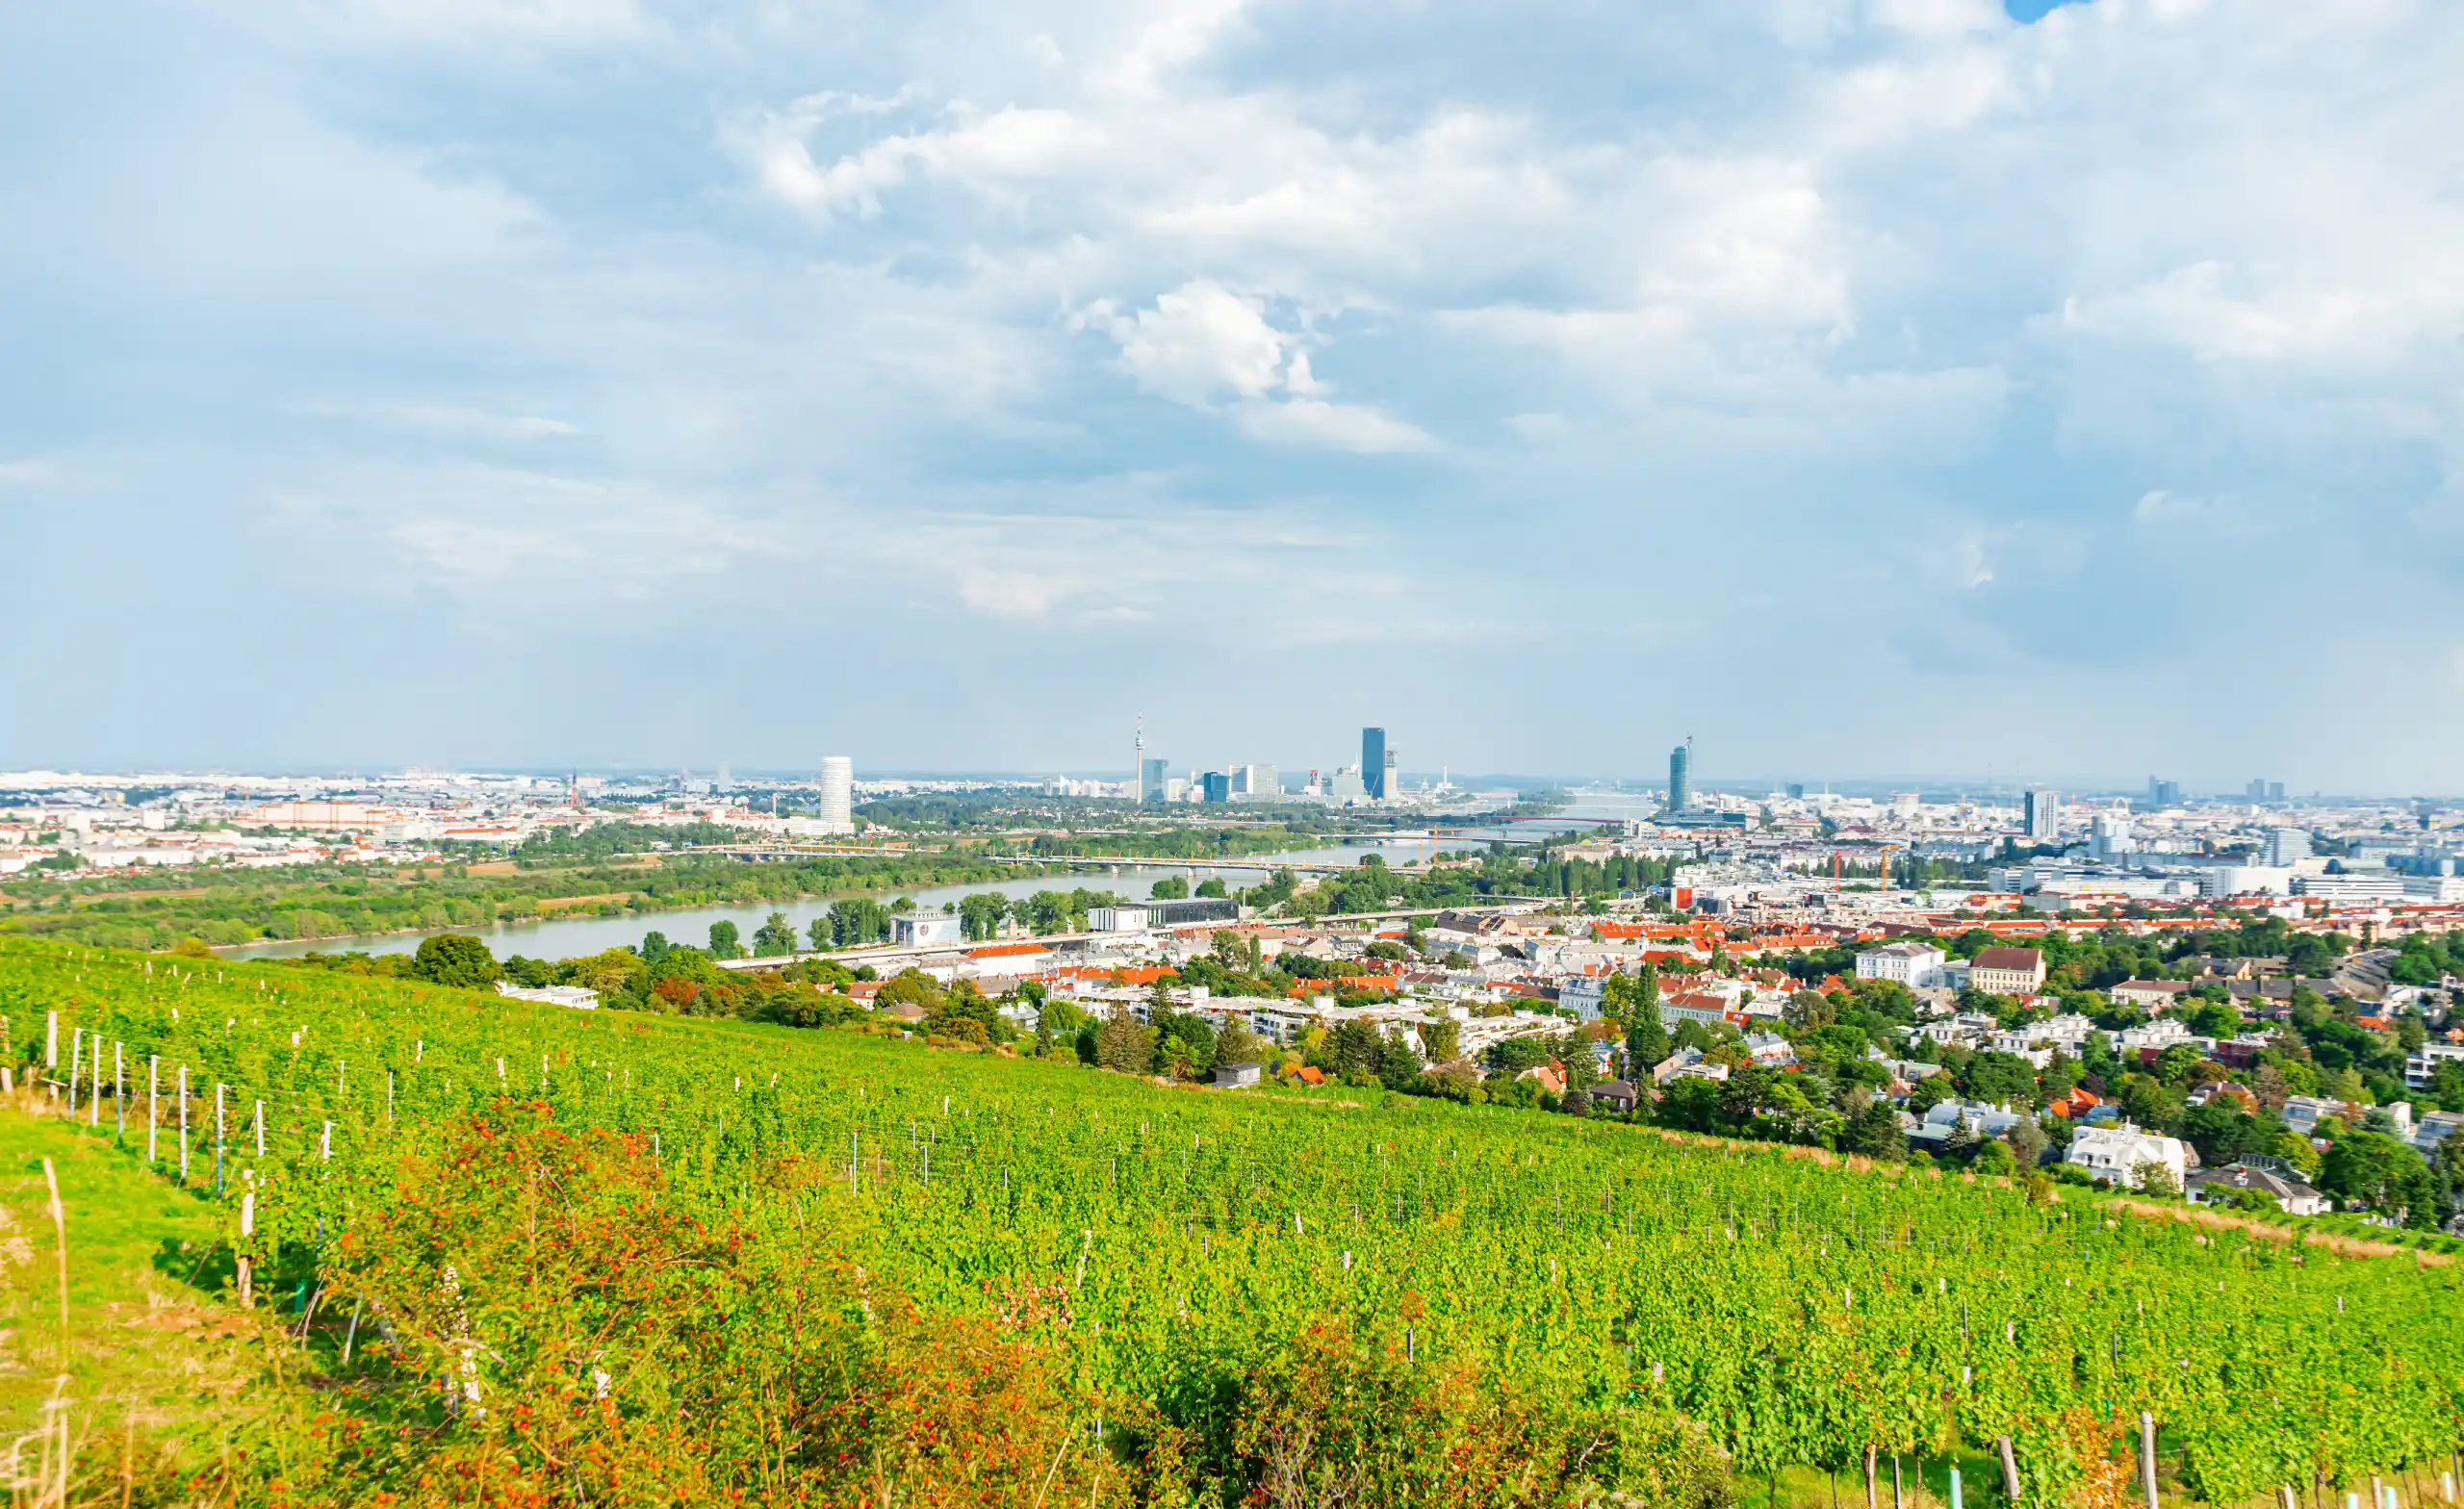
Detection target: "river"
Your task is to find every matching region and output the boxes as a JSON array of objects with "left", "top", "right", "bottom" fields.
[{"left": 220, "top": 834, "right": 1515, "bottom": 962}]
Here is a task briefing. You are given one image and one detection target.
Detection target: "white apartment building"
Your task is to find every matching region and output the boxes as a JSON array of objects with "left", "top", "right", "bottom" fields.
[
  {"left": 2114, "top": 1018, "right": 2194, "bottom": 1054},
  {"left": 1856, "top": 941, "right": 1947, "bottom": 988},
  {"left": 2406, "top": 1042, "right": 2464, "bottom": 1090},
  {"left": 2066, "top": 1124, "right": 2190, "bottom": 1189}
]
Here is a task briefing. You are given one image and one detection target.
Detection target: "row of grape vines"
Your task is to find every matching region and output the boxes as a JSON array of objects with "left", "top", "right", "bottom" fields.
[{"left": 6, "top": 937, "right": 2459, "bottom": 1504}]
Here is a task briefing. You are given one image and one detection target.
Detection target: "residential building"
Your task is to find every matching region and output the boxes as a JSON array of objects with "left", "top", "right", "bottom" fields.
[
  {"left": 2025, "top": 789, "right": 2062, "bottom": 840},
  {"left": 2033, "top": 1012, "right": 2097, "bottom": 1047},
  {"left": 2186, "top": 1159, "right": 2328, "bottom": 1216},
  {"left": 2109, "top": 980, "right": 2191, "bottom": 1012},
  {"left": 2414, "top": 1110, "right": 2464, "bottom": 1160},
  {"left": 2404, "top": 1042, "right": 2464, "bottom": 1090},
  {"left": 1590, "top": 1079, "right": 1642, "bottom": 1115},
  {"left": 2278, "top": 1095, "right": 2352, "bottom": 1138},
  {"left": 2115, "top": 1018, "right": 2194, "bottom": 1055},
  {"left": 1656, "top": 993, "right": 1734, "bottom": 1029},
  {"left": 1743, "top": 1032, "right": 1796, "bottom": 1066},
  {"left": 1856, "top": 941, "right": 1947, "bottom": 988},
  {"left": 2066, "top": 1124, "right": 2191, "bottom": 1189},
  {"left": 1652, "top": 1047, "right": 1730, "bottom": 1085},
  {"left": 1969, "top": 946, "right": 2046, "bottom": 995},
  {"left": 1919, "top": 1099, "right": 2029, "bottom": 1139},
  {"left": 1987, "top": 1032, "right": 2054, "bottom": 1069},
  {"left": 2265, "top": 828, "right": 2311, "bottom": 866},
  {"left": 1559, "top": 976, "right": 1606, "bottom": 1021}
]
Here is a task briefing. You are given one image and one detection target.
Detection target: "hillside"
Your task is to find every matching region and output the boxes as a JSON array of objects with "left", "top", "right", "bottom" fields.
[{"left": 3, "top": 936, "right": 2458, "bottom": 1506}]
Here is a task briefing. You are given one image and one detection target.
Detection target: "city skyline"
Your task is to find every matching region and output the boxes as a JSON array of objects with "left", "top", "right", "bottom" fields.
[{"left": 0, "top": 754, "right": 2446, "bottom": 804}]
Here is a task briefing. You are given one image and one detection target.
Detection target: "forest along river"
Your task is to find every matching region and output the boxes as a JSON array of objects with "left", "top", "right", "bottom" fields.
[{"left": 218, "top": 829, "right": 1586, "bottom": 962}]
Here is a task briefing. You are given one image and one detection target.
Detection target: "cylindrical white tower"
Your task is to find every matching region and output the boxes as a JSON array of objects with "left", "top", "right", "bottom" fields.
[{"left": 818, "top": 756, "right": 854, "bottom": 833}]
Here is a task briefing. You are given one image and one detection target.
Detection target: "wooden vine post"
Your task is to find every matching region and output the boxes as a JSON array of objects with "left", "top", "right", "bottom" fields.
[{"left": 2140, "top": 1413, "right": 2160, "bottom": 1509}]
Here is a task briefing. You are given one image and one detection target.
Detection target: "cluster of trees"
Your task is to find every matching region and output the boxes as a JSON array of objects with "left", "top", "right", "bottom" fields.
[
  {"left": 1145, "top": 875, "right": 1229, "bottom": 901},
  {"left": 3, "top": 831, "right": 1036, "bottom": 952},
  {"left": 1252, "top": 844, "right": 1677, "bottom": 922}
]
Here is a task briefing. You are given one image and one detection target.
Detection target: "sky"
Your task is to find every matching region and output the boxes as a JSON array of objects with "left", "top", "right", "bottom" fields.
[{"left": 3, "top": 0, "right": 2462, "bottom": 794}]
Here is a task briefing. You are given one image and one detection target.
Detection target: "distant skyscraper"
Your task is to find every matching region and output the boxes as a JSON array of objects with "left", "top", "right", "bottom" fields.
[
  {"left": 2147, "top": 778, "right": 2181, "bottom": 807},
  {"left": 1785, "top": 783, "right": 1806, "bottom": 801},
  {"left": 2025, "top": 788, "right": 2062, "bottom": 841},
  {"left": 1233, "top": 764, "right": 1279, "bottom": 799},
  {"left": 2268, "top": 781, "right": 2285, "bottom": 803},
  {"left": 1202, "top": 771, "right": 1232, "bottom": 803},
  {"left": 1362, "top": 728, "right": 1388, "bottom": 800},
  {"left": 817, "top": 756, "right": 854, "bottom": 833},
  {"left": 2265, "top": 828, "right": 2311, "bottom": 865},
  {"left": 1667, "top": 742, "right": 1692, "bottom": 812},
  {"left": 1140, "top": 757, "right": 1168, "bottom": 804},
  {"left": 2246, "top": 779, "right": 2269, "bottom": 803}
]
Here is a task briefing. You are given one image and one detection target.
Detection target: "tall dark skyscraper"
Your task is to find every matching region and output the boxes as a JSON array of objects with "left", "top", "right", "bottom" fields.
[
  {"left": 1362, "top": 727, "right": 1387, "bottom": 800},
  {"left": 1667, "top": 742, "right": 1691, "bottom": 812},
  {"left": 1139, "top": 757, "right": 1168, "bottom": 804}
]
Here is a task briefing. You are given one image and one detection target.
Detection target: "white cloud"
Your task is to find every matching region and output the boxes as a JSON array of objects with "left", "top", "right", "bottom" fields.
[
  {"left": 274, "top": 463, "right": 772, "bottom": 600},
  {"left": 1085, "top": 282, "right": 1435, "bottom": 453},
  {"left": 294, "top": 400, "right": 579, "bottom": 441},
  {"left": 0, "top": 459, "right": 59, "bottom": 488},
  {"left": 1098, "top": 281, "right": 1289, "bottom": 405},
  {"left": 751, "top": 103, "right": 1103, "bottom": 221},
  {"left": 16, "top": 0, "right": 2464, "bottom": 779},
  {"left": 229, "top": 0, "right": 649, "bottom": 48},
  {"left": 1864, "top": 0, "right": 2005, "bottom": 38},
  {"left": 2052, "top": 262, "right": 2437, "bottom": 366},
  {"left": 2132, "top": 488, "right": 2262, "bottom": 534},
  {"left": 1232, "top": 397, "right": 1437, "bottom": 454}
]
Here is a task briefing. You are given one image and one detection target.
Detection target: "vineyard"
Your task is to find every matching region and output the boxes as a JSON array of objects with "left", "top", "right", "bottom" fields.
[{"left": 5, "top": 934, "right": 2462, "bottom": 1506}]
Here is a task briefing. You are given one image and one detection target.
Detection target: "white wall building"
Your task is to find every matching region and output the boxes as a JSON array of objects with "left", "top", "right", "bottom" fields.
[
  {"left": 1856, "top": 941, "right": 1947, "bottom": 988},
  {"left": 2265, "top": 829, "right": 2312, "bottom": 866},
  {"left": 889, "top": 912, "right": 964, "bottom": 947},
  {"left": 816, "top": 756, "right": 855, "bottom": 834},
  {"left": 2066, "top": 1124, "right": 2190, "bottom": 1189},
  {"left": 2201, "top": 865, "right": 2293, "bottom": 898}
]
